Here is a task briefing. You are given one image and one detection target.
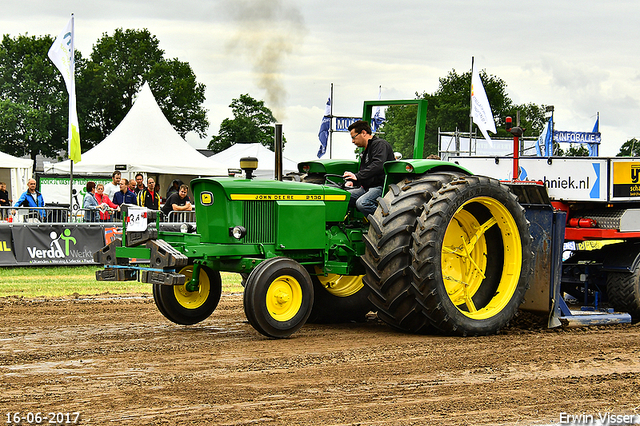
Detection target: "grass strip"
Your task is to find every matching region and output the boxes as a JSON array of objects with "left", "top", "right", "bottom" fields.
[{"left": 0, "top": 266, "right": 244, "bottom": 298}]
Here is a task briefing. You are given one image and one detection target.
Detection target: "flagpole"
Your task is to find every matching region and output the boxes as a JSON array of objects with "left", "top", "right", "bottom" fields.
[
  {"left": 469, "top": 56, "right": 474, "bottom": 156},
  {"left": 69, "top": 13, "right": 75, "bottom": 214},
  {"left": 329, "top": 82, "right": 333, "bottom": 159}
]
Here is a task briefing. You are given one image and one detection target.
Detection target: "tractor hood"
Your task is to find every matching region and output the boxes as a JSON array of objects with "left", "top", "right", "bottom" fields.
[{"left": 189, "top": 177, "right": 351, "bottom": 244}]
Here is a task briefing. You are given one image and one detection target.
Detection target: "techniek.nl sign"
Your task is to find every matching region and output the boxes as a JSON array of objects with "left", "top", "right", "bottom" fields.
[{"left": 449, "top": 157, "right": 607, "bottom": 202}]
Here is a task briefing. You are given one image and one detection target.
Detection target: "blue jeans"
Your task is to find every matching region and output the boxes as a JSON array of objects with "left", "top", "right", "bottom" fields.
[{"left": 348, "top": 186, "right": 383, "bottom": 217}]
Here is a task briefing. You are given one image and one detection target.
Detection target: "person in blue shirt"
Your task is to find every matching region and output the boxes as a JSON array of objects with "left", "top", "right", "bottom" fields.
[
  {"left": 112, "top": 179, "right": 136, "bottom": 204},
  {"left": 13, "top": 178, "right": 45, "bottom": 220}
]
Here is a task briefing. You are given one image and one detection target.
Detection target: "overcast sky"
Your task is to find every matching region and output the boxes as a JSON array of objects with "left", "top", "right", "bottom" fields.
[{"left": 2, "top": 0, "right": 639, "bottom": 161}]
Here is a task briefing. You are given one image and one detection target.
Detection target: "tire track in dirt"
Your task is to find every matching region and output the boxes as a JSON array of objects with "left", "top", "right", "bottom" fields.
[{"left": 1, "top": 294, "right": 639, "bottom": 425}]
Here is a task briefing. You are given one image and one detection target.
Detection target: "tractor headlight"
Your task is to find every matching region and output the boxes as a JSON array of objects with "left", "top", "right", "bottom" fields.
[
  {"left": 180, "top": 223, "right": 195, "bottom": 233},
  {"left": 230, "top": 225, "right": 247, "bottom": 239}
]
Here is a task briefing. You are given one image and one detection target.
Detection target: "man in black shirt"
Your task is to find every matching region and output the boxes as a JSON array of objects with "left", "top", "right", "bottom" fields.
[
  {"left": 161, "top": 184, "right": 192, "bottom": 221},
  {"left": 342, "top": 120, "right": 395, "bottom": 216}
]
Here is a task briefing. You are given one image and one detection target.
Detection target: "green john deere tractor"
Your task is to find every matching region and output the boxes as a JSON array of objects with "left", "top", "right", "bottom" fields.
[{"left": 95, "top": 99, "right": 535, "bottom": 338}]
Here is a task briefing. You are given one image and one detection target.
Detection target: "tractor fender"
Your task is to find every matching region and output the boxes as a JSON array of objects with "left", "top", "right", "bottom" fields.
[
  {"left": 383, "top": 159, "right": 472, "bottom": 176},
  {"left": 601, "top": 241, "right": 640, "bottom": 273}
]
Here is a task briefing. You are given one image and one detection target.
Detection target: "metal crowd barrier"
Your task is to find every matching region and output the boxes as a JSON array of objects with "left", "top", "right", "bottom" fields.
[
  {"left": 165, "top": 210, "right": 196, "bottom": 223},
  {"left": 0, "top": 206, "right": 197, "bottom": 224},
  {"left": 0, "top": 207, "right": 119, "bottom": 224}
]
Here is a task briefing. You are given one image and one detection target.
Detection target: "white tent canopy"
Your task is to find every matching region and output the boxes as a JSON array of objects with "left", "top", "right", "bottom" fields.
[
  {"left": 208, "top": 143, "right": 299, "bottom": 179},
  {"left": 0, "top": 151, "right": 33, "bottom": 203},
  {"left": 49, "top": 82, "right": 226, "bottom": 176}
]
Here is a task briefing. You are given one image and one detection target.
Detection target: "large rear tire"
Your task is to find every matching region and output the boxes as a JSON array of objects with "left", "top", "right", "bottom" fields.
[
  {"left": 412, "top": 176, "right": 533, "bottom": 336},
  {"left": 154, "top": 264, "right": 222, "bottom": 325},
  {"left": 607, "top": 267, "right": 640, "bottom": 322},
  {"left": 243, "top": 257, "right": 314, "bottom": 338},
  {"left": 361, "top": 172, "right": 464, "bottom": 332}
]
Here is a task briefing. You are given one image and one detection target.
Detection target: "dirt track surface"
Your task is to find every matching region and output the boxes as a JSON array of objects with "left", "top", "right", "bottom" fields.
[{"left": 1, "top": 294, "right": 640, "bottom": 426}]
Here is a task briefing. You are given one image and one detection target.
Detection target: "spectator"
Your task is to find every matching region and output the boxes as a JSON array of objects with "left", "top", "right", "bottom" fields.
[
  {"left": 161, "top": 184, "right": 192, "bottom": 220},
  {"left": 0, "top": 181, "right": 10, "bottom": 220},
  {"left": 13, "top": 178, "right": 45, "bottom": 220},
  {"left": 165, "top": 179, "right": 182, "bottom": 199},
  {"left": 342, "top": 120, "right": 394, "bottom": 216},
  {"left": 137, "top": 177, "right": 159, "bottom": 210},
  {"left": 94, "top": 183, "right": 120, "bottom": 221},
  {"left": 134, "top": 173, "right": 146, "bottom": 195},
  {"left": 103, "top": 171, "right": 121, "bottom": 200},
  {"left": 113, "top": 179, "right": 137, "bottom": 206},
  {"left": 128, "top": 178, "right": 137, "bottom": 193},
  {"left": 82, "top": 181, "right": 102, "bottom": 223}
]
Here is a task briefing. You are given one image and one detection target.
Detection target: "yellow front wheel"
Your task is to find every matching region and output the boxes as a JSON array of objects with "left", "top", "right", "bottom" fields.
[
  {"left": 243, "top": 257, "right": 314, "bottom": 338},
  {"left": 154, "top": 264, "right": 222, "bottom": 325}
]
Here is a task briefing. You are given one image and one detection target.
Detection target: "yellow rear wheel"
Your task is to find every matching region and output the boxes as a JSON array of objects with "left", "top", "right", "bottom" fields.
[
  {"left": 315, "top": 268, "right": 364, "bottom": 297},
  {"left": 442, "top": 196, "right": 522, "bottom": 320},
  {"left": 412, "top": 176, "right": 533, "bottom": 336}
]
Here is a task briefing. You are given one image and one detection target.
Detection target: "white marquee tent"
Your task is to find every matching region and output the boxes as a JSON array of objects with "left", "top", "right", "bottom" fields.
[
  {"left": 0, "top": 151, "right": 33, "bottom": 204},
  {"left": 208, "top": 143, "right": 299, "bottom": 179},
  {"left": 49, "top": 82, "right": 227, "bottom": 177}
]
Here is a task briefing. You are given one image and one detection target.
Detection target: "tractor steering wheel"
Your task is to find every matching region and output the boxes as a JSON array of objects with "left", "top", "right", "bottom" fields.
[{"left": 323, "top": 174, "right": 353, "bottom": 189}]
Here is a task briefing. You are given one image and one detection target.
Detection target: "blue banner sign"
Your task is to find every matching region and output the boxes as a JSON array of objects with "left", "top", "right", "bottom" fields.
[
  {"left": 335, "top": 117, "right": 361, "bottom": 132},
  {"left": 553, "top": 131, "right": 601, "bottom": 144}
]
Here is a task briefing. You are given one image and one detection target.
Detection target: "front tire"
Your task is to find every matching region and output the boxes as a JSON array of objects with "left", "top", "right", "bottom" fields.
[
  {"left": 154, "top": 264, "right": 222, "bottom": 325},
  {"left": 412, "top": 176, "right": 533, "bottom": 336},
  {"left": 243, "top": 257, "right": 314, "bottom": 338}
]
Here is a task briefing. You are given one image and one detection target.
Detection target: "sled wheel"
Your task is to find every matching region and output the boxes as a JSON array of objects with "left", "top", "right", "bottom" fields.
[
  {"left": 607, "top": 267, "right": 640, "bottom": 322},
  {"left": 307, "top": 268, "right": 374, "bottom": 323},
  {"left": 154, "top": 264, "right": 222, "bottom": 325},
  {"left": 361, "top": 172, "right": 465, "bottom": 332},
  {"left": 243, "top": 257, "right": 314, "bottom": 338},
  {"left": 412, "top": 176, "right": 533, "bottom": 336}
]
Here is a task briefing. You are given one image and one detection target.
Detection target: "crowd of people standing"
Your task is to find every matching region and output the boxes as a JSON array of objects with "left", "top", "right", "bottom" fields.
[{"left": 6, "top": 171, "right": 192, "bottom": 223}]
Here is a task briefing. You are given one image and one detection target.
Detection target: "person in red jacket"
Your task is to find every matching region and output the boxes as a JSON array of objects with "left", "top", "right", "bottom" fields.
[{"left": 95, "top": 183, "right": 120, "bottom": 222}]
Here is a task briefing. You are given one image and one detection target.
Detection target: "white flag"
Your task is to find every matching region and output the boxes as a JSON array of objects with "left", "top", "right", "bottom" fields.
[
  {"left": 48, "top": 16, "right": 81, "bottom": 163},
  {"left": 471, "top": 64, "right": 496, "bottom": 143}
]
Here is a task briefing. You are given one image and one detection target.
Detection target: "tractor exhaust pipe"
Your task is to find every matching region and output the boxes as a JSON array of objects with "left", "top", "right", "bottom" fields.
[{"left": 275, "top": 123, "right": 283, "bottom": 181}]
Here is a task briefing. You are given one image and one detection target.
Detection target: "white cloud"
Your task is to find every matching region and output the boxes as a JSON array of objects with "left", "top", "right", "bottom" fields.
[{"left": 2, "top": 0, "right": 640, "bottom": 160}]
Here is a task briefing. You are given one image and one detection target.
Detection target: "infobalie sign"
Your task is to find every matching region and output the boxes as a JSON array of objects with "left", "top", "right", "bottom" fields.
[{"left": 553, "top": 131, "right": 601, "bottom": 144}]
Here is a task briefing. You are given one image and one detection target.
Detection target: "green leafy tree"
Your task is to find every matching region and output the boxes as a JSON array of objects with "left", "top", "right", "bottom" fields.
[
  {"left": 380, "top": 69, "right": 547, "bottom": 159},
  {"left": 616, "top": 138, "right": 640, "bottom": 156},
  {"left": 77, "top": 28, "right": 208, "bottom": 147},
  {"left": 208, "top": 94, "right": 286, "bottom": 154},
  {"left": 557, "top": 144, "right": 589, "bottom": 157},
  {"left": 0, "top": 34, "right": 69, "bottom": 161}
]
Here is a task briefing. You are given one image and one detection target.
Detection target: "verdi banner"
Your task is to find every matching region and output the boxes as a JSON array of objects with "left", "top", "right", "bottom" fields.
[
  {"left": 0, "top": 226, "right": 16, "bottom": 265},
  {"left": 11, "top": 224, "right": 105, "bottom": 265}
]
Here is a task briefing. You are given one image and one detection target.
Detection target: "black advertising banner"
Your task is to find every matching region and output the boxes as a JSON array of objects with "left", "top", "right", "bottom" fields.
[
  {"left": 11, "top": 224, "right": 105, "bottom": 266},
  {"left": 0, "top": 226, "right": 17, "bottom": 265}
]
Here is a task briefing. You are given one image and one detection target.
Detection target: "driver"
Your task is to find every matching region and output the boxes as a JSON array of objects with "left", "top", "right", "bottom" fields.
[{"left": 342, "top": 120, "right": 395, "bottom": 216}]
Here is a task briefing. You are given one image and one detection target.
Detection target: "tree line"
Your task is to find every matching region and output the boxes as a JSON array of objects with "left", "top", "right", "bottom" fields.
[{"left": 0, "top": 29, "right": 635, "bottom": 162}]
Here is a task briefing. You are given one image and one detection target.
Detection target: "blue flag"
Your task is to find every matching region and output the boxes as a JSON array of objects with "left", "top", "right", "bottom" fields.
[
  {"left": 372, "top": 86, "right": 385, "bottom": 132},
  {"left": 589, "top": 117, "right": 599, "bottom": 156},
  {"left": 317, "top": 97, "right": 331, "bottom": 158},
  {"left": 536, "top": 116, "right": 553, "bottom": 156}
]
